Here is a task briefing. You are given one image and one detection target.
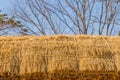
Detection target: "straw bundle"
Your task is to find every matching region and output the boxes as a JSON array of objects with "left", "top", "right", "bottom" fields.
[{"left": 0, "top": 35, "right": 120, "bottom": 75}]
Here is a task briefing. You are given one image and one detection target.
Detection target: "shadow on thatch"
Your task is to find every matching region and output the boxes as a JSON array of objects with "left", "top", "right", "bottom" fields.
[{"left": 0, "top": 69, "right": 120, "bottom": 80}]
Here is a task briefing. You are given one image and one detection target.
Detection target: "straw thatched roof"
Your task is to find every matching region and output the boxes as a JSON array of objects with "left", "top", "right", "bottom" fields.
[{"left": 0, "top": 35, "right": 120, "bottom": 74}]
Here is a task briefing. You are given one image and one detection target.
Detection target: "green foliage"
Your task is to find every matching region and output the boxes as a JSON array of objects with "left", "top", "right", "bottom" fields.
[
  {"left": 0, "top": 13, "right": 23, "bottom": 27},
  {"left": 0, "top": 10, "right": 26, "bottom": 35}
]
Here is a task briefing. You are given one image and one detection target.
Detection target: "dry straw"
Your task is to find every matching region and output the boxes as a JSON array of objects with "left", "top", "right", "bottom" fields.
[{"left": 0, "top": 35, "right": 120, "bottom": 75}]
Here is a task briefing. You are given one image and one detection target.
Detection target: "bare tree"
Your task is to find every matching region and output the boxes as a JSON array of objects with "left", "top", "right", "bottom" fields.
[
  {"left": 10, "top": 0, "right": 120, "bottom": 35},
  {"left": 10, "top": 0, "right": 64, "bottom": 35},
  {"left": 95, "top": 0, "right": 120, "bottom": 35}
]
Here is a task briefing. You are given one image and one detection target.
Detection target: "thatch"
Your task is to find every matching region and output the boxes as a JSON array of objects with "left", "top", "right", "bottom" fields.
[{"left": 0, "top": 35, "right": 120, "bottom": 75}]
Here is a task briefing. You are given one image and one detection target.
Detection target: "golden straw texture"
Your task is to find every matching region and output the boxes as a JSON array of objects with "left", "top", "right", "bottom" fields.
[{"left": 0, "top": 35, "right": 120, "bottom": 75}]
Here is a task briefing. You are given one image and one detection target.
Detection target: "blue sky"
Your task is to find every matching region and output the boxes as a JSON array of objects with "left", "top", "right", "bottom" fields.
[
  {"left": 0, "top": 0, "right": 15, "bottom": 12},
  {"left": 0, "top": 0, "right": 119, "bottom": 35}
]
